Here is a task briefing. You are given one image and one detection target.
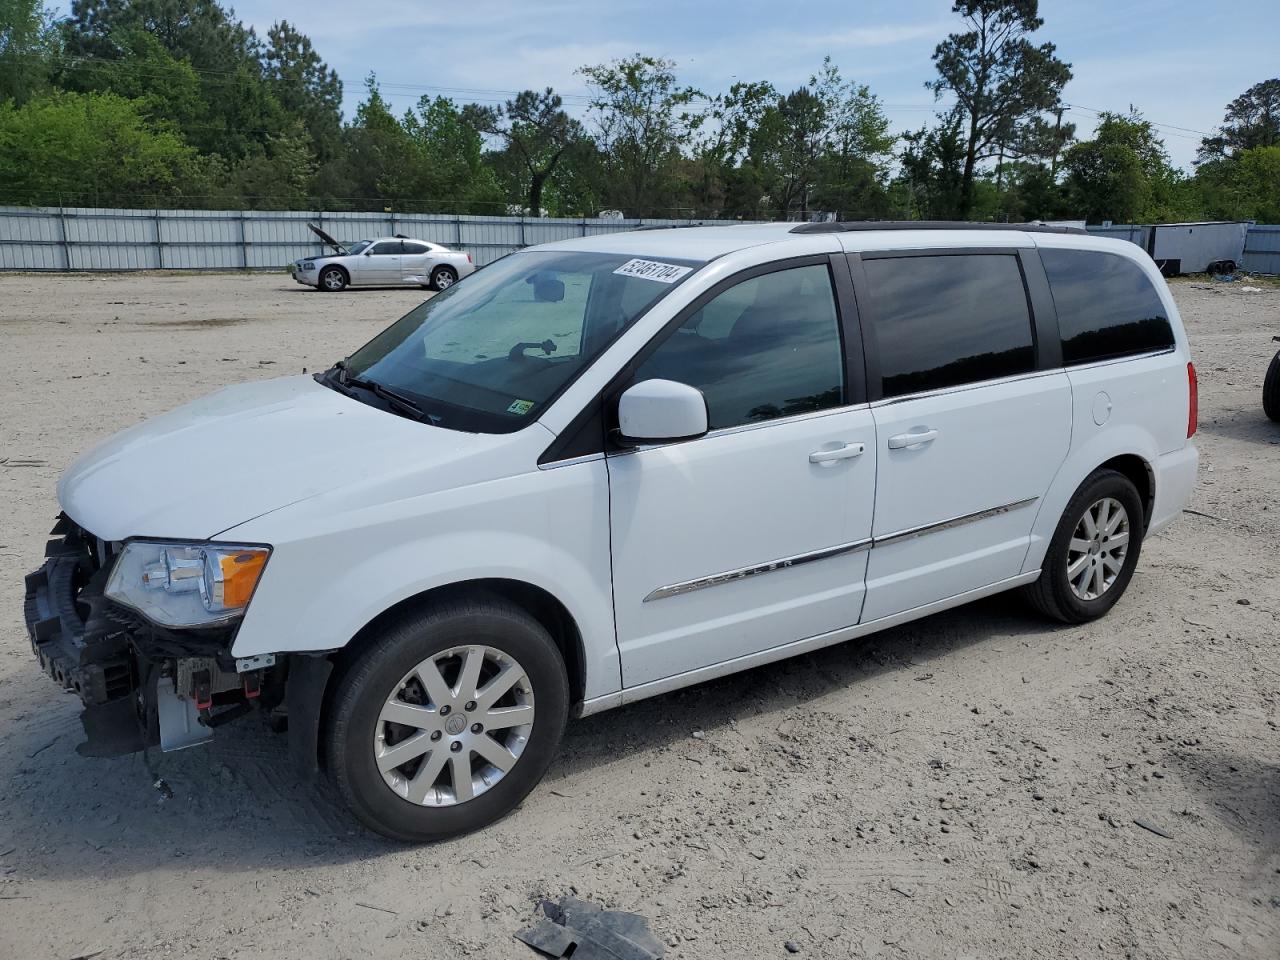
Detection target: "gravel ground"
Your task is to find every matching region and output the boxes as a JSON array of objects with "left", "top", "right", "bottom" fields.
[{"left": 0, "top": 272, "right": 1277, "bottom": 960}]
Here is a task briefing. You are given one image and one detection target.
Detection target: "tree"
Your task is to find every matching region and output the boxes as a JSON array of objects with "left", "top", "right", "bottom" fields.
[
  {"left": 0, "top": 90, "right": 203, "bottom": 205},
  {"left": 749, "top": 59, "right": 893, "bottom": 219},
  {"left": 60, "top": 0, "right": 287, "bottom": 160},
  {"left": 1062, "top": 110, "right": 1185, "bottom": 223},
  {"left": 896, "top": 117, "right": 968, "bottom": 219},
  {"left": 1198, "top": 78, "right": 1280, "bottom": 161},
  {"left": 578, "top": 54, "right": 700, "bottom": 216},
  {"left": 1195, "top": 145, "right": 1280, "bottom": 222},
  {"left": 688, "top": 79, "right": 774, "bottom": 216},
  {"left": 928, "top": 0, "right": 1071, "bottom": 217},
  {"left": 59, "top": 29, "right": 203, "bottom": 130},
  {"left": 1, "top": 0, "right": 59, "bottom": 104},
  {"left": 263, "top": 20, "right": 342, "bottom": 162},
  {"left": 481, "top": 88, "right": 580, "bottom": 215}
]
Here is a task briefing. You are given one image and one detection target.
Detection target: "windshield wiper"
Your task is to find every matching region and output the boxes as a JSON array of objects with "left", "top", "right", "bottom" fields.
[{"left": 323, "top": 360, "right": 439, "bottom": 425}]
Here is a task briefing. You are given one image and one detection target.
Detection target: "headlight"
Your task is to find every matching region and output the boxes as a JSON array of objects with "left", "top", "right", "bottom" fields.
[{"left": 105, "top": 541, "right": 271, "bottom": 628}]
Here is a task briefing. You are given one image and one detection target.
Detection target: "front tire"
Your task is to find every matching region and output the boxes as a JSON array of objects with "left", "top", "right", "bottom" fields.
[
  {"left": 1021, "top": 469, "right": 1145, "bottom": 624},
  {"left": 1264, "top": 349, "right": 1280, "bottom": 422},
  {"left": 430, "top": 266, "right": 458, "bottom": 291},
  {"left": 319, "top": 266, "right": 348, "bottom": 292},
  {"left": 325, "top": 597, "right": 568, "bottom": 842}
]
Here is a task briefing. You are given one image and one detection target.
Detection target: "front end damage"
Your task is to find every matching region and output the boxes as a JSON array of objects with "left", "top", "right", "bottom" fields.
[{"left": 24, "top": 514, "right": 300, "bottom": 760}]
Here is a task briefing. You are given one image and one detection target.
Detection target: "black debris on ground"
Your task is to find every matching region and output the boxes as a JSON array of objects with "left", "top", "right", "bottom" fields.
[{"left": 515, "top": 896, "right": 664, "bottom": 960}]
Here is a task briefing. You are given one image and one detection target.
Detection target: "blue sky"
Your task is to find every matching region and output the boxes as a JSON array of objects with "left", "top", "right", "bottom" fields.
[{"left": 71, "top": 0, "right": 1280, "bottom": 170}]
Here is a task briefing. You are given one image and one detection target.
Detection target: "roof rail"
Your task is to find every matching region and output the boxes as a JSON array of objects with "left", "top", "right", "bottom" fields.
[{"left": 789, "top": 220, "right": 1087, "bottom": 235}]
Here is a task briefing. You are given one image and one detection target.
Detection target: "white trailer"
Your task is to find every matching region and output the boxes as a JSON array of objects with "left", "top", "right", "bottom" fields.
[{"left": 1146, "top": 221, "right": 1249, "bottom": 276}]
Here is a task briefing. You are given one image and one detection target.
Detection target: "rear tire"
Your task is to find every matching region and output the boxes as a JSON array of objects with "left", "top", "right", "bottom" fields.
[
  {"left": 325, "top": 597, "right": 568, "bottom": 842},
  {"left": 1021, "top": 469, "right": 1145, "bottom": 623},
  {"left": 319, "top": 266, "right": 348, "bottom": 292},
  {"left": 430, "top": 266, "right": 458, "bottom": 291},
  {"left": 1264, "top": 349, "right": 1280, "bottom": 423}
]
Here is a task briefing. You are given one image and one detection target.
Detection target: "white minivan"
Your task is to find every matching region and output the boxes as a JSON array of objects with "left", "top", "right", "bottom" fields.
[{"left": 25, "top": 223, "right": 1199, "bottom": 841}]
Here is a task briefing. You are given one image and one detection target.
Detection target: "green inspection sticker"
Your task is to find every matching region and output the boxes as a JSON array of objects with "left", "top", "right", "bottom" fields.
[{"left": 507, "top": 399, "right": 535, "bottom": 415}]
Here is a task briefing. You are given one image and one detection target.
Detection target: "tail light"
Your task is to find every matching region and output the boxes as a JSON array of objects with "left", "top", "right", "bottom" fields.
[
  {"left": 1187, "top": 361, "right": 1198, "bottom": 438},
  {"left": 466, "top": 253, "right": 473, "bottom": 264}
]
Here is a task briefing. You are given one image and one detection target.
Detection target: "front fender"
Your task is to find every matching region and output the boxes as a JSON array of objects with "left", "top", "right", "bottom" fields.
[{"left": 226, "top": 460, "right": 619, "bottom": 702}]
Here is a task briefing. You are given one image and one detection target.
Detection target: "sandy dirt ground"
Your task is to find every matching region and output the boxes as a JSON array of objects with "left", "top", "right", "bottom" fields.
[{"left": 0, "top": 271, "right": 1278, "bottom": 960}]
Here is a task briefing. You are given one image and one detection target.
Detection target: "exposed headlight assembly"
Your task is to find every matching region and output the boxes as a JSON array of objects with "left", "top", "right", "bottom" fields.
[{"left": 105, "top": 541, "right": 271, "bottom": 628}]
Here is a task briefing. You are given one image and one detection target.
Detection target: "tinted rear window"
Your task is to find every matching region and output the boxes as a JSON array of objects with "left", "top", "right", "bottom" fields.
[
  {"left": 1041, "top": 249, "right": 1174, "bottom": 365},
  {"left": 864, "top": 254, "right": 1035, "bottom": 398}
]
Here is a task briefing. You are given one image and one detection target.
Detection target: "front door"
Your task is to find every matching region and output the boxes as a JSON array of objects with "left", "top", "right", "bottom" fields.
[
  {"left": 854, "top": 251, "right": 1072, "bottom": 621},
  {"left": 607, "top": 260, "right": 877, "bottom": 687},
  {"left": 358, "top": 240, "right": 403, "bottom": 285}
]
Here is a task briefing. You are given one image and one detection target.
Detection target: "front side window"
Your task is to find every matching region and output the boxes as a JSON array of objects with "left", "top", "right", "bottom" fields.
[
  {"left": 634, "top": 264, "right": 846, "bottom": 430},
  {"left": 864, "top": 254, "right": 1035, "bottom": 398},
  {"left": 1040, "top": 249, "right": 1174, "bottom": 365},
  {"left": 369, "top": 241, "right": 402, "bottom": 255},
  {"left": 339, "top": 250, "right": 702, "bottom": 432}
]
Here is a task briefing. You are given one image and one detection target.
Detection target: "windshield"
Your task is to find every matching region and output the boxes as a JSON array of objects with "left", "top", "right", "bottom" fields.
[
  {"left": 335, "top": 250, "right": 702, "bottom": 432},
  {"left": 344, "top": 239, "right": 372, "bottom": 256}
]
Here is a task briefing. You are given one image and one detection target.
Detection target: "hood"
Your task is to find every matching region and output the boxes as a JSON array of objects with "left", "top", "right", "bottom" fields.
[
  {"left": 59, "top": 376, "right": 499, "bottom": 541},
  {"left": 307, "top": 222, "right": 346, "bottom": 254}
]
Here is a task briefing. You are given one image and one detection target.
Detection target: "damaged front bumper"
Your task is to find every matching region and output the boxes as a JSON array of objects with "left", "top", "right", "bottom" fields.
[{"left": 24, "top": 515, "right": 284, "bottom": 758}]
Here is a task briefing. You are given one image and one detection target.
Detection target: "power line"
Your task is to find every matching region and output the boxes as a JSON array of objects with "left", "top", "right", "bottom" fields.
[{"left": 1063, "top": 103, "right": 1214, "bottom": 140}]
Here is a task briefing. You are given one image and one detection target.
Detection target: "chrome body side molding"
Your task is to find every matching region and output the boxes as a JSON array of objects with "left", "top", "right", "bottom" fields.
[
  {"left": 642, "top": 537, "right": 873, "bottom": 603},
  {"left": 643, "top": 497, "right": 1038, "bottom": 603},
  {"left": 873, "top": 496, "right": 1040, "bottom": 546}
]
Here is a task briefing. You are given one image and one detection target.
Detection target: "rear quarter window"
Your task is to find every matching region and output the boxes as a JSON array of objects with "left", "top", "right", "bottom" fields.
[{"left": 1041, "top": 249, "right": 1174, "bottom": 365}]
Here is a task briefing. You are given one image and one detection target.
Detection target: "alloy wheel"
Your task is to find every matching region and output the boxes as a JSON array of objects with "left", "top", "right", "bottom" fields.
[
  {"left": 373, "top": 645, "right": 534, "bottom": 806},
  {"left": 1066, "top": 497, "right": 1130, "bottom": 601}
]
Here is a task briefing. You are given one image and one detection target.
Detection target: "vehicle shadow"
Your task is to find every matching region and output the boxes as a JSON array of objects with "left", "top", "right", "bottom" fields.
[
  {"left": 0, "top": 594, "right": 1061, "bottom": 879},
  {"left": 1172, "top": 747, "right": 1280, "bottom": 861},
  {"left": 1196, "top": 406, "right": 1280, "bottom": 447}
]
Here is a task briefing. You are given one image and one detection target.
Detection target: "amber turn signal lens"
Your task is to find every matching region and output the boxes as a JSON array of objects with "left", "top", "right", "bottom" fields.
[{"left": 219, "top": 550, "right": 269, "bottom": 608}]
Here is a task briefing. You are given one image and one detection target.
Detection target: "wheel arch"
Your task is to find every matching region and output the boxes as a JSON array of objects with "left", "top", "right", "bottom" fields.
[
  {"left": 321, "top": 263, "right": 350, "bottom": 283},
  {"left": 292, "top": 576, "right": 589, "bottom": 779},
  {"left": 1023, "top": 431, "right": 1160, "bottom": 576},
  {"left": 337, "top": 578, "right": 587, "bottom": 706},
  {"left": 1096, "top": 453, "right": 1154, "bottom": 530}
]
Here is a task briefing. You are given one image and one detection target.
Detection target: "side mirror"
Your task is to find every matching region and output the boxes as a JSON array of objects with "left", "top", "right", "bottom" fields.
[{"left": 617, "top": 379, "right": 708, "bottom": 445}]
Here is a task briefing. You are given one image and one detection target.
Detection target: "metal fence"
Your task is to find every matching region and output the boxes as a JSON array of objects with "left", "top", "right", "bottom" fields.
[
  {"left": 0, "top": 207, "right": 753, "bottom": 272},
  {"left": 3, "top": 206, "right": 1277, "bottom": 274},
  {"left": 1085, "top": 222, "right": 1279, "bottom": 274},
  {"left": 1240, "top": 224, "right": 1280, "bottom": 275}
]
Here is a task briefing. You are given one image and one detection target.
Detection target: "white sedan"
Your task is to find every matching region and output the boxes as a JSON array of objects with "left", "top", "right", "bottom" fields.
[{"left": 291, "top": 224, "right": 475, "bottom": 292}]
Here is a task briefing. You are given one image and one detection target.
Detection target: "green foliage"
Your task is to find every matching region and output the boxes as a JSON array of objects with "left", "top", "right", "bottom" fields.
[
  {"left": 0, "top": 90, "right": 201, "bottom": 204},
  {"left": 482, "top": 88, "right": 581, "bottom": 215},
  {"left": 1063, "top": 111, "right": 1188, "bottom": 223},
  {"left": 0, "top": 0, "right": 60, "bottom": 104},
  {"left": 0, "top": 0, "right": 1269, "bottom": 228},
  {"left": 1198, "top": 78, "right": 1279, "bottom": 161},
  {"left": 896, "top": 117, "right": 967, "bottom": 219},
  {"left": 1195, "top": 146, "right": 1280, "bottom": 222},
  {"left": 928, "top": 0, "right": 1071, "bottom": 216},
  {"left": 263, "top": 20, "right": 343, "bottom": 162},
  {"left": 578, "top": 54, "right": 700, "bottom": 216}
]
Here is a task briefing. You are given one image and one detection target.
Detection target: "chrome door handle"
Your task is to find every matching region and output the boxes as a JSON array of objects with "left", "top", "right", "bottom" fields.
[
  {"left": 809, "top": 442, "right": 865, "bottom": 463},
  {"left": 887, "top": 429, "right": 938, "bottom": 449}
]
